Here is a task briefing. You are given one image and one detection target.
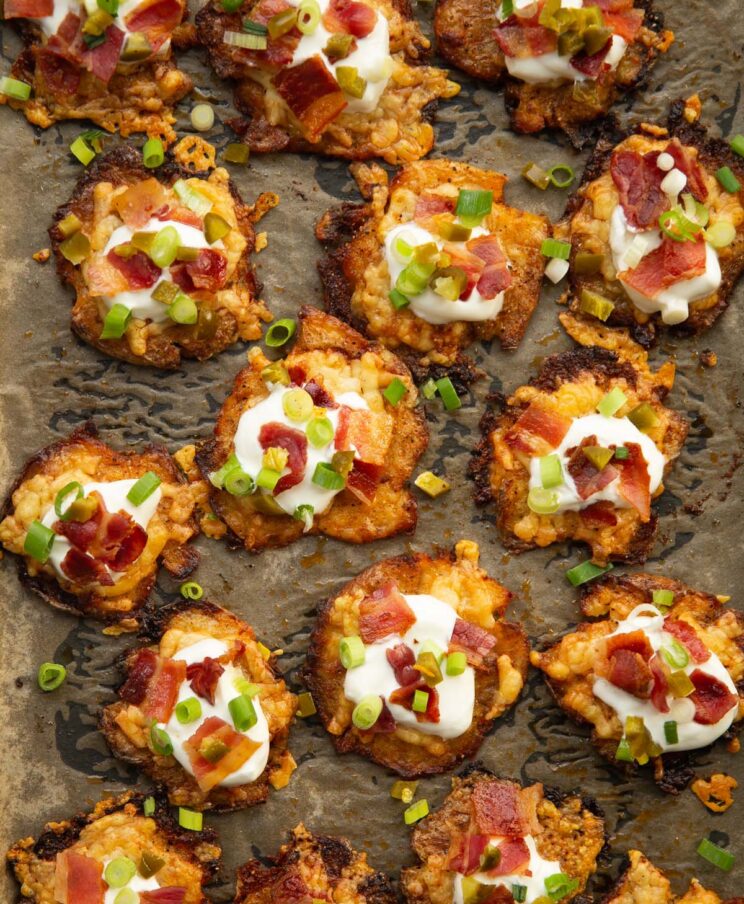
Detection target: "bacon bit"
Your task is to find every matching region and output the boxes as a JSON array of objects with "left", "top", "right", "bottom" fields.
[
  {"left": 54, "top": 850, "right": 105, "bottom": 904},
  {"left": 258, "top": 422, "right": 308, "bottom": 494},
  {"left": 170, "top": 249, "right": 228, "bottom": 293},
  {"left": 184, "top": 716, "right": 261, "bottom": 791},
  {"left": 33, "top": 248, "right": 51, "bottom": 263},
  {"left": 600, "top": 7, "right": 644, "bottom": 42},
  {"left": 323, "top": 0, "right": 376, "bottom": 38},
  {"left": 449, "top": 618, "right": 496, "bottom": 667},
  {"left": 413, "top": 193, "right": 455, "bottom": 229},
  {"left": 60, "top": 547, "right": 114, "bottom": 586},
  {"left": 272, "top": 56, "right": 347, "bottom": 142},
  {"left": 447, "top": 833, "right": 489, "bottom": 875},
  {"left": 369, "top": 699, "right": 397, "bottom": 733},
  {"left": 140, "top": 890, "right": 187, "bottom": 904},
  {"left": 689, "top": 670, "right": 738, "bottom": 725},
  {"left": 4, "top": 0, "right": 53, "bottom": 16},
  {"left": 494, "top": 14, "right": 557, "bottom": 58},
  {"left": 606, "top": 630, "right": 654, "bottom": 659},
  {"left": 484, "top": 838, "right": 531, "bottom": 877},
  {"left": 271, "top": 871, "right": 313, "bottom": 903},
  {"left": 570, "top": 38, "right": 612, "bottom": 77},
  {"left": 683, "top": 94, "right": 702, "bottom": 124},
  {"left": 389, "top": 680, "right": 440, "bottom": 723},
  {"left": 288, "top": 365, "right": 306, "bottom": 386},
  {"left": 106, "top": 249, "right": 162, "bottom": 290},
  {"left": 580, "top": 501, "right": 618, "bottom": 527},
  {"left": 111, "top": 178, "right": 170, "bottom": 229},
  {"left": 615, "top": 442, "right": 652, "bottom": 521},
  {"left": 504, "top": 404, "right": 572, "bottom": 456},
  {"left": 691, "top": 773, "right": 738, "bottom": 813},
  {"left": 468, "top": 235, "right": 511, "bottom": 299},
  {"left": 605, "top": 648, "right": 654, "bottom": 697},
  {"left": 386, "top": 643, "right": 419, "bottom": 686},
  {"left": 240, "top": 0, "right": 300, "bottom": 68},
  {"left": 154, "top": 205, "right": 204, "bottom": 229},
  {"left": 54, "top": 492, "right": 148, "bottom": 571},
  {"left": 120, "top": 650, "right": 158, "bottom": 704},
  {"left": 83, "top": 25, "right": 125, "bottom": 83},
  {"left": 649, "top": 654, "right": 670, "bottom": 713},
  {"left": 187, "top": 657, "right": 225, "bottom": 705},
  {"left": 663, "top": 618, "right": 710, "bottom": 663},
  {"left": 303, "top": 380, "right": 337, "bottom": 408},
  {"left": 144, "top": 658, "right": 187, "bottom": 723},
  {"left": 567, "top": 436, "right": 620, "bottom": 500},
  {"left": 611, "top": 150, "right": 668, "bottom": 229},
  {"left": 358, "top": 583, "right": 416, "bottom": 643},
  {"left": 124, "top": 0, "right": 182, "bottom": 38},
  {"left": 37, "top": 47, "right": 81, "bottom": 96},
  {"left": 471, "top": 780, "right": 542, "bottom": 838},
  {"left": 345, "top": 462, "right": 379, "bottom": 505},
  {"left": 335, "top": 408, "right": 392, "bottom": 466}
]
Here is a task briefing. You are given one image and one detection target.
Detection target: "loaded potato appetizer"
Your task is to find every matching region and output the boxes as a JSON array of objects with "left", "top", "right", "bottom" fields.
[
  {"left": 316, "top": 160, "right": 550, "bottom": 379},
  {"left": 0, "top": 0, "right": 192, "bottom": 139},
  {"left": 50, "top": 145, "right": 272, "bottom": 369},
  {"left": 401, "top": 766, "right": 605, "bottom": 904},
  {"left": 531, "top": 573, "right": 744, "bottom": 792},
  {"left": 304, "top": 541, "right": 530, "bottom": 777},
  {"left": 0, "top": 423, "right": 198, "bottom": 625},
  {"left": 7, "top": 791, "right": 221, "bottom": 903},
  {"left": 195, "top": 0, "right": 460, "bottom": 162},
  {"left": 470, "top": 314, "right": 688, "bottom": 564},
  {"left": 101, "top": 601, "right": 298, "bottom": 810},
  {"left": 196, "top": 306, "right": 428, "bottom": 551},
  {"left": 234, "top": 823, "right": 397, "bottom": 903},
  {"left": 557, "top": 100, "right": 744, "bottom": 345},
  {"left": 433, "top": 0, "right": 671, "bottom": 147}
]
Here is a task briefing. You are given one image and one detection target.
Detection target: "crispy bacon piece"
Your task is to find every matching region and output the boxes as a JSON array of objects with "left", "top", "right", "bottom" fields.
[
  {"left": 484, "top": 838, "right": 531, "bottom": 876},
  {"left": 84, "top": 25, "right": 125, "bottom": 83},
  {"left": 37, "top": 47, "right": 81, "bottom": 96},
  {"left": 184, "top": 716, "right": 261, "bottom": 791},
  {"left": 494, "top": 13, "right": 556, "bottom": 58},
  {"left": 606, "top": 630, "right": 654, "bottom": 659},
  {"left": 258, "top": 422, "right": 308, "bottom": 495},
  {"left": 615, "top": 442, "right": 652, "bottom": 521},
  {"left": 270, "top": 871, "right": 313, "bottom": 902},
  {"left": 570, "top": 38, "right": 612, "bottom": 76},
  {"left": 303, "top": 380, "right": 337, "bottom": 408},
  {"left": 239, "top": 0, "right": 301, "bottom": 69},
  {"left": 369, "top": 699, "right": 396, "bottom": 733},
  {"left": 345, "top": 462, "right": 379, "bottom": 505},
  {"left": 124, "top": 0, "right": 183, "bottom": 37},
  {"left": 154, "top": 205, "right": 204, "bottom": 229},
  {"left": 620, "top": 237, "right": 707, "bottom": 300},
  {"left": 60, "top": 547, "right": 114, "bottom": 586},
  {"left": 449, "top": 618, "right": 496, "bottom": 667},
  {"left": 54, "top": 850, "right": 104, "bottom": 904},
  {"left": 54, "top": 493, "right": 148, "bottom": 571},
  {"left": 334, "top": 407, "right": 392, "bottom": 466},
  {"left": 468, "top": 235, "right": 512, "bottom": 300},
  {"left": 111, "top": 178, "right": 170, "bottom": 229},
  {"left": 140, "top": 890, "right": 187, "bottom": 904},
  {"left": 655, "top": 138, "right": 708, "bottom": 202},
  {"left": 442, "top": 241, "right": 485, "bottom": 300},
  {"left": 119, "top": 650, "right": 186, "bottom": 722},
  {"left": 471, "top": 780, "right": 542, "bottom": 838},
  {"left": 359, "top": 582, "right": 416, "bottom": 643},
  {"left": 170, "top": 249, "right": 228, "bottom": 293},
  {"left": 272, "top": 57, "right": 347, "bottom": 142},
  {"left": 322, "top": 0, "right": 376, "bottom": 37},
  {"left": 580, "top": 501, "right": 618, "bottom": 527},
  {"left": 596, "top": 0, "right": 645, "bottom": 41},
  {"left": 447, "top": 832, "right": 489, "bottom": 875},
  {"left": 4, "top": 0, "right": 53, "bottom": 16},
  {"left": 106, "top": 249, "right": 162, "bottom": 290},
  {"left": 663, "top": 618, "right": 710, "bottom": 663},
  {"left": 413, "top": 193, "right": 455, "bottom": 230},
  {"left": 689, "top": 670, "right": 738, "bottom": 725},
  {"left": 504, "top": 403, "right": 572, "bottom": 456},
  {"left": 610, "top": 150, "right": 668, "bottom": 229},
  {"left": 567, "top": 436, "right": 620, "bottom": 500},
  {"left": 119, "top": 649, "right": 157, "bottom": 704},
  {"left": 605, "top": 649, "right": 654, "bottom": 698},
  {"left": 386, "top": 643, "right": 419, "bottom": 686},
  {"left": 187, "top": 657, "right": 225, "bottom": 705},
  {"left": 389, "top": 680, "right": 441, "bottom": 723},
  {"left": 649, "top": 654, "right": 670, "bottom": 714}
]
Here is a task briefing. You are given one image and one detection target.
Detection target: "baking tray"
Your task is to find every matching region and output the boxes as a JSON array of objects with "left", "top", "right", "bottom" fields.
[{"left": 1, "top": 0, "right": 743, "bottom": 899}]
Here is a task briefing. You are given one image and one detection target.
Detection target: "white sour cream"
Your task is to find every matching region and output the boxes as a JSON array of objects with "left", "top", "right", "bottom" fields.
[
  {"left": 159, "top": 637, "right": 270, "bottom": 788},
  {"left": 41, "top": 478, "right": 161, "bottom": 581},
  {"left": 39, "top": 0, "right": 158, "bottom": 40},
  {"left": 102, "top": 861, "right": 160, "bottom": 903},
  {"left": 288, "top": 0, "right": 392, "bottom": 114},
  {"left": 383, "top": 222, "right": 505, "bottom": 325},
  {"left": 233, "top": 383, "right": 368, "bottom": 518},
  {"left": 452, "top": 836, "right": 563, "bottom": 904},
  {"left": 343, "top": 594, "right": 475, "bottom": 739},
  {"left": 98, "top": 218, "right": 214, "bottom": 324},
  {"left": 593, "top": 605, "right": 738, "bottom": 752},
  {"left": 527, "top": 413, "right": 664, "bottom": 513},
  {"left": 610, "top": 205, "right": 722, "bottom": 325}
]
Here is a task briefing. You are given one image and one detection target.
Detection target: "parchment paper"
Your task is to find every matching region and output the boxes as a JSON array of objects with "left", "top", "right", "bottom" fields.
[{"left": 0, "top": 1, "right": 742, "bottom": 899}]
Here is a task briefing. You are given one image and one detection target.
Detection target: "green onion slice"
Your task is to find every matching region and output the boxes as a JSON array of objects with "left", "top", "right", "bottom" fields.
[
  {"left": 143, "top": 796, "right": 156, "bottom": 816},
  {"left": 100, "top": 303, "right": 132, "bottom": 340},
  {"left": 268, "top": 8, "right": 298, "bottom": 38},
  {"left": 297, "top": 0, "right": 321, "bottom": 33},
  {"left": 312, "top": 462, "right": 345, "bottom": 490},
  {"left": 704, "top": 220, "right": 736, "bottom": 248},
  {"left": 658, "top": 208, "right": 702, "bottom": 242},
  {"left": 565, "top": 560, "right": 613, "bottom": 587},
  {"left": 168, "top": 293, "right": 198, "bottom": 325},
  {"left": 54, "top": 482, "right": 84, "bottom": 519},
  {"left": 293, "top": 503, "right": 314, "bottom": 531},
  {"left": 544, "top": 872, "right": 580, "bottom": 900},
  {"left": 210, "top": 453, "right": 240, "bottom": 489},
  {"left": 0, "top": 76, "right": 32, "bottom": 101},
  {"left": 265, "top": 318, "right": 296, "bottom": 347},
  {"left": 652, "top": 588, "right": 674, "bottom": 608},
  {"left": 24, "top": 520, "right": 56, "bottom": 563},
  {"left": 596, "top": 387, "right": 627, "bottom": 417},
  {"left": 229, "top": 693, "right": 258, "bottom": 731},
  {"left": 403, "top": 799, "right": 429, "bottom": 825},
  {"left": 352, "top": 694, "right": 382, "bottom": 729},
  {"left": 180, "top": 581, "right": 204, "bottom": 600},
  {"left": 173, "top": 179, "right": 212, "bottom": 216},
  {"left": 661, "top": 639, "right": 689, "bottom": 670},
  {"left": 175, "top": 696, "right": 202, "bottom": 724},
  {"left": 435, "top": 377, "right": 461, "bottom": 411},
  {"left": 663, "top": 720, "right": 678, "bottom": 744},
  {"left": 127, "top": 471, "right": 161, "bottom": 505},
  {"left": 445, "top": 651, "right": 467, "bottom": 676},
  {"left": 178, "top": 807, "right": 203, "bottom": 831},
  {"left": 539, "top": 454, "right": 563, "bottom": 489},
  {"left": 225, "top": 466, "right": 255, "bottom": 497},
  {"left": 614, "top": 446, "right": 629, "bottom": 460},
  {"left": 522, "top": 162, "right": 551, "bottom": 190},
  {"left": 716, "top": 166, "right": 741, "bottom": 194},
  {"left": 527, "top": 486, "right": 560, "bottom": 515},
  {"left": 615, "top": 736, "right": 633, "bottom": 761},
  {"left": 104, "top": 857, "right": 136, "bottom": 889},
  {"left": 339, "top": 635, "right": 365, "bottom": 669},
  {"left": 412, "top": 689, "right": 429, "bottom": 712},
  {"left": 383, "top": 377, "right": 406, "bottom": 406},
  {"left": 149, "top": 226, "right": 180, "bottom": 268},
  {"left": 730, "top": 135, "right": 744, "bottom": 158},
  {"left": 421, "top": 378, "right": 437, "bottom": 400},
  {"left": 283, "top": 388, "right": 313, "bottom": 422},
  {"left": 150, "top": 723, "right": 173, "bottom": 756},
  {"left": 697, "top": 837, "right": 734, "bottom": 872},
  {"left": 511, "top": 886, "right": 527, "bottom": 904},
  {"left": 541, "top": 238, "right": 571, "bottom": 260},
  {"left": 389, "top": 288, "right": 410, "bottom": 310},
  {"left": 142, "top": 138, "right": 164, "bottom": 169},
  {"left": 546, "top": 164, "right": 575, "bottom": 189},
  {"left": 70, "top": 136, "right": 96, "bottom": 166},
  {"left": 306, "top": 418, "right": 335, "bottom": 451},
  {"left": 455, "top": 189, "right": 493, "bottom": 227},
  {"left": 38, "top": 662, "right": 67, "bottom": 692},
  {"left": 256, "top": 467, "right": 281, "bottom": 491}
]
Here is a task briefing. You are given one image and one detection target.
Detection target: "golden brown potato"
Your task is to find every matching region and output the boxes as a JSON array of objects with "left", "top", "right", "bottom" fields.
[
  {"left": 101, "top": 601, "right": 298, "bottom": 811},
  {"left": 316, "top": 160, "right": 550, "bottom": 380},
  {"left": 234, "top": 823, "right": 397, "bottom": 903},
  {"left": 470, "top": 313, "right": 688, "bottom": 564},
  {"left": 49, "top": 145, "right": 272, "bottom": 369},
  {"left": 196, "top": 306, "right": 428, "bottom": 552},
  {"left": 0, "top": 422, "right": 198, "bottom": 627},
  {"left": 531, "top": 573, "right": 744, "bottom": 793},
  {"left": 433, "top": 0, "right": 672, "bottom": 148},
  {"left": 304, "top": 541, "right": 530, "bottom": 777},
  {"left": 601, "top": 849, "right": 744, "bottom": 904},
  {"left": 401, "top": 765, "right": 606, "bottom": 904},
  {"left": 556, "top": 102, "right": 744, "bottom": 346},
  {"left": 7, "top": 791, "right": 221, "bottom": 904},
  {"left": 195, "top": 0, "right": 460, "bottom": 163}
]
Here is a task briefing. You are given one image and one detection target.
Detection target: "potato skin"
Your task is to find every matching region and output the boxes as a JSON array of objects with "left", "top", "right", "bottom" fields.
[
  {"left": 303, "top": 541, "right": 530, "bottom": 778},
  {"left": 196, "top": 306, "right": 428, "bottom": 552},
  {"left": 557, "top": 103, "right": 744, "bottom": 347},
  {"left": 0, "top": 422, "right": 198, "bottom": 626},
  {"left": 469, "top": 315, "right": 689, "bottom": 564},
  {"left": 531, "top": 573, "right": 744, "bottom": 794},
  {"left": 316, "top": 160, "right": 550, "bottom": 380},
  {"left": 100, "top": 601, "right": 298, "bottom": 811},
  {"left": 433, "top": 0, "right": 671, "bottom": 148},
  {"left": 400, "top": 764, "right": 606, "bottom": 904},
  {"left": 49, "top": 145, "right": 270, "bottom": 369},
  {"left": 7, "top": 791, "right": 221, "bottom": 904},
  {"left": 234, "top": 823, "right": 397, "bottom": 904}
]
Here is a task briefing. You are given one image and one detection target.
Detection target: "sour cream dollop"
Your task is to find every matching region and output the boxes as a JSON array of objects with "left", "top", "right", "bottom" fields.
[{"left": 343, "top": 594, "right": 475, "bottom": 739}]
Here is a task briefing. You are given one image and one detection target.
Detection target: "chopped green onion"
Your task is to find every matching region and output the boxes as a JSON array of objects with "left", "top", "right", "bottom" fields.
[
  {"left": 574, "top": 252, "right": 604, "bottom": 274},
  {"left": 435, "top": 377, "right": 461, "bottom": 411},
  {"left": 261, "top": 362, "right": 290, "bottom": 386},
  {"left": 352, "top": 694, "right": 382, "bottom": 729},
  {"left": 178, "top": 808, "right": 203, "bottom": 831},
  {"left": 100, "top": 303, "right": 132, "bottom": 339},
  {"left": 190, "top": 103, "right": 215, "bottom": 131},
  {"left": 681, "top": 193, "right": 709, "bottom": 228},
  {"left": 221, "top": 0, "right": 244, "bottom": 9},
  {"left": 142, "top": 138, "right": 164, "bottom": 169},
  {"left": 210, "top": 453, "right": 240, "bottom": 489},
  {"left": 293, "top": 503, "right": 314, "bottom": 531},
  {"left": 256, "top": 467, "right": 281, "bottom": 491},
  {"left": 223, "top": 142, "right": 250, "bottom": 165},
  {"left": 224, "top": 465, "right": 254, "bottom": 497},
  {"left": 243, "top": 17, "right": 268, "bottom": 34},
  {"left": 404, "top": 799, "right": 429, "bottom": 825},
  {"left": 149, "top": 226, "right": 180, "bottom": 268},
  {"left": 502, "top": 0, "right": 514, "bottom": 13},
  {"left": 143, "top": 796, "right": 156, "bottom": 816},
  {"left": 180, "top": 581, "right": 204, "bottom": 600},
  {"left": 511, "top": 886, "right": 527, "bottom": 904},
  {"left": 268, "top": 8, "right": 298, "bottom": 38},
  {"left": 114, "top": 888, "right": 137, "bottom": 904},
  {"left": 544, "top": 873, "right": 580, "bottom": 900},
  {"left": 389, "top": 288, "right": 410, "bottom": 310},
  {"left": 168, "top": 293, "right": 198, "bottom": 325},
  {"left": 336, "top": 66, "right": 367, "bottom": 99},
  {"left": 658, "top": 208, "right": 702, "bottom": 242},
  {"left": 229, "top": 694, "right": 258, "bottom": 731},
  {"left": 297, "top": 691, "right": 316, "bottom": 717},
  {"left": 596, "top": 387, "right": 627, "bottom": 417},
  {"left": 97, "top": 0, "right": 119, "bottom": 14},
  {"left": 663, "top": 720, "right": 678, "bottom": 744},
  {"left": 70, "top": 136, "right": 96, "bottom": 166},
  {"left": 265, "top": 318, "right": 296, "bottom": 347},
  {"left": 297, "top": 0, "right": 321, "bottom": 34},
  {"left": 24, "top": 521, "right": 55, "bottom": 563},
  {"left": 312, "top": 462, "right": 346, "bottom": 490},
  {"left": 421, "top": 379, "right": 438, "bottom": 400},
  {"left": 579, "top": 288, "right": 615, "bottom": 322},
  {"left": 414, "top": 471, "right": 450, "bottom": 498},
  {"left": 716, "top": 166, "right": 741, "bottom": 193},
  {"left": 340, "top": 636, "right": 365, "bottom": 669},
  {"left": 412, "top": 689, "right": 429, "bottom": 712},
  {"left": 522, "top": 162, "right": 551, "bottom": 190},
  {"left": 730, "top": 135, "right": 744, "bottom": 158},
  {"left": 615, "top": 737, "right": 633, "bottom": 761},
  {"left": 38, "top": 662, "right": 66, "bottom": 692},
  {"left": 528, "top": 486, "right": 560, "bottom": 515},
  {"left": 661, "top": 639, "right": 689, "bottom": 670},
  {"left": 0, "top": 76, "right": 31, "bottom": 101},
  {"left": 541, "top": 238, "right": 571, "bottom": 260},
  {"left": 306, "top": 416, "right": 335, "bottom": 448},
  {"left": 455, "top": 189, "right": 493, "bottom": 226},
  {"left": 173, "top": 179, "right": 212, "bottom": 216},
  {"left": 383, "top": 377, "right": 406, "bottom": 406},
  {"left": 566, "top": 560, "right": 613, "bottom": 587},
  {"left": 392, "top": 236, "right": 414, "bottom": 263},
  {"left": 539, "top": 454, "right": 563, "bottom": 489},
  {"left": 697, "top": 837, "right": 734, "bottom": 872},
  {"left": 652, "top": 588, "right": 674, "bottom": 608},
  {"left": 396, "top": 260, "right": 435, "bottom": 296},
  {"left": 282, "top": 388, "right": 313, "bottom": 423},
  {"left": 627, "top": 402, "right": 659, "bottom": 432},
  {"left": 446, "top": 651, "right": 467, "bottom": 676},
  {"left": 150, "top": 724, "right": 173, "bottom": 756},
  {"left": 54, "top": 482, "right": 84, "bottom": 519},
  {"left": 127, "top": 471, "right": 161, "bottom": 505},
  {"left": 238, "top": 28, "right": 268, "bottom": 48},
  {"left": 546, "top": 164, "right": 575, "bottom": 189},
  {"left": 175, "top": 697, "right": 202, "bottom": 724},
  {"left": 614, "top": 446, "right": 629, "bottom": 460},
  {"left": 104, "top": 858, "right": 136, "bottom": 889},
  {"left": 704, "top": 220, "right": 736, "bottom": 248}
]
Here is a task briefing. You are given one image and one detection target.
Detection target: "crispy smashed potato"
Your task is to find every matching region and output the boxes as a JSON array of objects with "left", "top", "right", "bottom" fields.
[
  {"left": 316, "top": 159, "right": 549, "bottom": 378},
  {"left": 304, "top": 541, "right": 529, "bottom": 777},
  {"left": 691, "top": 773, "right": 737, "bottom": 813},
  {"left": 7, "top": 792, "right": 220, "bottom": 904},
  {"left": 49, "top": 145, "right": 272, "bottom": 369},
  {"left": 235, "top": 823, "right": 396, "bottom": 903},
  {"left": 401, "top": 765, "right": 605, "bottom": 904},
  {"left": 0, "top": 423, "right": 198, "bottom": 625},
  {"left": 470, "top": 314, "right": 688, "bottom": 564}
]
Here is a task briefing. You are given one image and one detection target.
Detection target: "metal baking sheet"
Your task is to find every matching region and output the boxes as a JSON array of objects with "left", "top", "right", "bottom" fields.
[{"left": 1, "top": 0, "right": 743, "bottom": 899}]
